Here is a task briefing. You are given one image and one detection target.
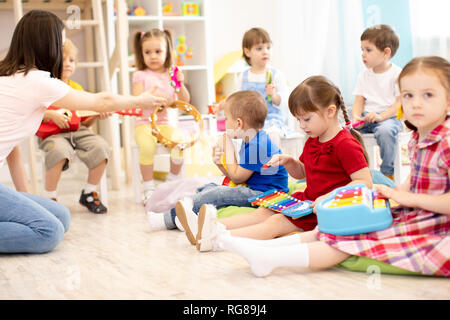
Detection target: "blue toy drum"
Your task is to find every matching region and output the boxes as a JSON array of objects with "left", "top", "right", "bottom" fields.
[{"left": 316, "top": 184, "right": 393, "bottom": 236}]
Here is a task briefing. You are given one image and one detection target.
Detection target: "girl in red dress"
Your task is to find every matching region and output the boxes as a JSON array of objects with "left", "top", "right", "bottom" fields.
[
  {"left": 222, "top": 56, "right": 450, "bottom": 277},
  {"left": 194, "top": 76, "right": 372, "bottom": 252}
]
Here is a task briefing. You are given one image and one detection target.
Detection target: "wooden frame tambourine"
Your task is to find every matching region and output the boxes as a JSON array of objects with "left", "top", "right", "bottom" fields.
[{"left": 150, "top": 100, "right": 203, "bottom": 150}]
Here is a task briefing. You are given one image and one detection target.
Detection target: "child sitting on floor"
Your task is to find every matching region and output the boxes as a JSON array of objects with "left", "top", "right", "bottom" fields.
[
  {"left": 219, "top": 56, "right": 450, "bottom": 277},
  {"left": 191, "top": 76, "right": 373, "bottom": 252},
  {"left": 147, "top": 90, "right": 289, "bottom": 244}
]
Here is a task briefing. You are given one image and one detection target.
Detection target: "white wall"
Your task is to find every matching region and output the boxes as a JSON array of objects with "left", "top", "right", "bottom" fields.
[{"left": 208, "top": 0, "right": 282, "bottom": 64}]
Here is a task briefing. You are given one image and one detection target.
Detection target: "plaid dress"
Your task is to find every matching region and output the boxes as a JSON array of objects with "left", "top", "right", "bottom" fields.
[{"left": 318, "top": 117, "right": 450, "bottom": 276}]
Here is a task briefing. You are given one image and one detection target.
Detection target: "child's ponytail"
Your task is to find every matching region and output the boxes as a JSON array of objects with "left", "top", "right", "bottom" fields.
[
  {"left": 161, "top": 29, "right": 174, "bottom": 69},
  {"left": 336, "top": 93, "right": 370, "bottom": 165},
  {"left": 134, "top": 30, "right": 146, "bottom": 70}
]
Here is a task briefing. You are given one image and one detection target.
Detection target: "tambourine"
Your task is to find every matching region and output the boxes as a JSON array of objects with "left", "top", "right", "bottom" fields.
[{"left": 150, "top": 100, "right": 203, "bottom": 150}]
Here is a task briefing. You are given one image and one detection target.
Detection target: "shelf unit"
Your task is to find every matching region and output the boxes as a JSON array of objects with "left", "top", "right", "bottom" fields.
[
  {"left": 106, "top": 0, "right": 215, "bottom": 183},
  {"left": 107, "top": 0, "right": 214, "bottom": 113}
]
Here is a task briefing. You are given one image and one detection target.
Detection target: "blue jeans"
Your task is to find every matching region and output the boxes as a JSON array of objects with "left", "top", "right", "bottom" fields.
[
  {"left": 164, "top": 183, "right": 262, "bottom": 229},
  {"left": 0, "top": 183, "right": 70, "bottom": 253},
  {"left": 356, "top": 113, "right": 402, "bottom": 176}
]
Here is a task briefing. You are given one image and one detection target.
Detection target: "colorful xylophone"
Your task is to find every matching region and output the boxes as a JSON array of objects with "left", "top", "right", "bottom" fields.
[
  {"left": 316, "top": 184, "right": 392, "bottom": 236},
  {"left": 248, "top": 189, "right": 313, "bottom": 219}
]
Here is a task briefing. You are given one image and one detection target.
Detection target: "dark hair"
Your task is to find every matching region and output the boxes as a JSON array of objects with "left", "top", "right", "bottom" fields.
[
  {"left": 398, "top": 56, "right": 450, "bottom": 131},
  {"left": 0, "top": 10, "right": 64, "bottom": 79},
  {"left": 242, "top": 27, "right": 272, "bottom": 65},
  {"left": 134, "top": 28, "right": 174, "bottom": 71},
  {"left": 289, "top": 76, "right": 369, "bottom": 164},
  {"left": 361, "top": 24, "right": 399, "bottom": 58},
  {"left": 225, "top": 90, "right": 267, "bottom": 129}
]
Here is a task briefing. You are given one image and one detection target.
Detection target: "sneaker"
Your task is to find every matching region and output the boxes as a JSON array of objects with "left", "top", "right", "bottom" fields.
[
  {"left": 175, "top": 198, "right": 197, "bottom": 245},
  {"left": 196, "top": 204, "right": 219, "bottom": 252},
  {"left": 79, "top": 190, "right": 107, "bottom": 214},
  {"left": 174, "top": 217, "right": 185, "bottom": 232}
]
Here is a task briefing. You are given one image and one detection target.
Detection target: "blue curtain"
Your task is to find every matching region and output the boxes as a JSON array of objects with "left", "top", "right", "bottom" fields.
[{"left": 360, "top": 0, "right": 414, "bottom": 68}]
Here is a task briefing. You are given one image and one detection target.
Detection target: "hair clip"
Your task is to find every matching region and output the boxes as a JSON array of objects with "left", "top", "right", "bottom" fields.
[
  {"left": 345, "top": 121, "right": 352, "bottom": 132},
  {"left": 141, "top": 31, "right": 146, "bottom": 38}
]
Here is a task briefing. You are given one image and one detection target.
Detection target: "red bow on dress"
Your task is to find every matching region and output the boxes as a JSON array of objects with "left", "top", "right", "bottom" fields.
[{"left": 309, "top": 143, "right": 334, "bottom": 164}]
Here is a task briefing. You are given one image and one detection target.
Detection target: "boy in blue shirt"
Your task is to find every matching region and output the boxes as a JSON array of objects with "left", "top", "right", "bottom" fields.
[{"left": 147, "top": 90, "right": 289, "bottom": 245}]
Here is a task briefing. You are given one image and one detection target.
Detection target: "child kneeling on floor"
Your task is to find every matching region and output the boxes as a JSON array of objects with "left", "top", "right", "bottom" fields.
[{"left": 147, "top": 90, "right": 289, "bottom": 241}]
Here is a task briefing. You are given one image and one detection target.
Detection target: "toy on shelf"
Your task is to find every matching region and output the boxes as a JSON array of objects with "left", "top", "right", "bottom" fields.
[
  {"left": 162, "top": 2, "right": 177, "bottom": 16},
  {"left": 132, "top": 5, "right": 146, "bottom": 16},
  {"left": 248, "top": 190, "right": 314, "bottom": 219},
  {"left": 316, "top": 184, "right": 393, "bottom": 236},
  {"left": 174, "top": 35, "right": 193, "bottom": 66},
  {"left": 169, "top": 65, "right": 181, "bottom": 92},
  {"left": 126, "top": 1, "right": 146, "bottom": 16},
  {"left": 181, "top": 1, "right": 200, "bottom": 16}
]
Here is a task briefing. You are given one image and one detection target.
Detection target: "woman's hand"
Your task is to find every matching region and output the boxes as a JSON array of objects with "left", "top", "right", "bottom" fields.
[
  {"left": 138, "top": 90, "right": 168, "bottom": 109},
  {"left": 375, "top": 184, "right": 416, "bottom": 208}
]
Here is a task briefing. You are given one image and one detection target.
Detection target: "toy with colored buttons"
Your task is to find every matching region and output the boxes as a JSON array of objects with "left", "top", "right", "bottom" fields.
[
  {"left": 316, "top": 184, "right": 392, "bottom": 236},
  {"left": 248, "top": 189, "right": 313, "bottom": 219}
]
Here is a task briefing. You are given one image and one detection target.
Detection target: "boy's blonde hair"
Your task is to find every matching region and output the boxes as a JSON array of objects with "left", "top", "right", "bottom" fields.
[
  {"left": 398, "top": 56, "right": 450, "bottom": 131},
  {"left": 134, "top": 28, "right": 174, "bottom": 71},
  {"left": 226, "top": 90, "right": 267, "bottom": 129},
  {"left": 361, "top": 24, "right": 399, "bottom": 58},
  {"left": 63, "top": 38, "right": 78, "bottom": 60},
  {"left": 242, "top": 27, "right": 272, "bottom": 65}
]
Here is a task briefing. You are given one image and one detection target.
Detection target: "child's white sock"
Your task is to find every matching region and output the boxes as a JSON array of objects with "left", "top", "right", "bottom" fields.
[
  {"left": 220, "top": 236, "right": 310, "bottom": 277},
  {"left": 166, "top": 172, "right": 180, "bottom": 182},
  {"left": 143, "top": 180, "right": 155, "bottom": 192},
  {"left": 238, "top": 233, "right": 302, "bottom": 247},
  {"left": 43, "top": 189, "right": 57, "bottom": 199},
  {"left": 143, "top": 180, "right": 155, "bottom": 203},
  {"left": 146, "top": 211, "right": 167, "bottom": 231},
  {"left": 83, "top": 183, "right": 97, "bottom": 194}
]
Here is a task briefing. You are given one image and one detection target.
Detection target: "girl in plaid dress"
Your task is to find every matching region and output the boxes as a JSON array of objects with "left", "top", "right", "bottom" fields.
[{"left": 218, "top": 56, "right": 450, "bottom": 277}]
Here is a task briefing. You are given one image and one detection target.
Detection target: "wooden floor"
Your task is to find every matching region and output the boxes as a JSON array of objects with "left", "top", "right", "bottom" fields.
[{"left": 0, "top": 173, "right": 449, "bottom": 300}]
